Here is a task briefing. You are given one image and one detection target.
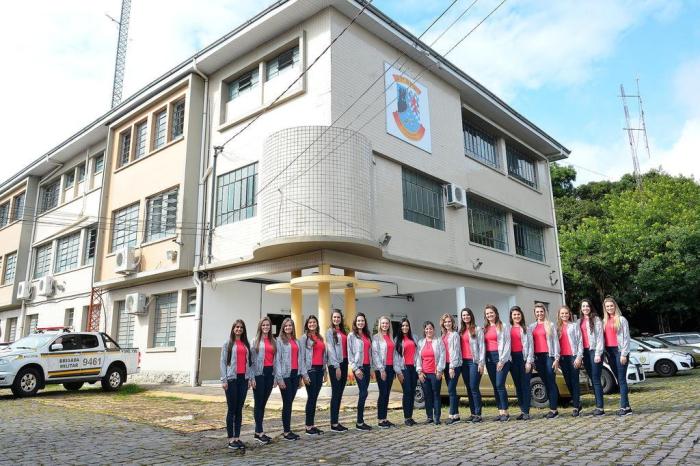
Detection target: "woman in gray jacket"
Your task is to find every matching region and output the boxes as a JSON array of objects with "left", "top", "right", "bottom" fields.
[
  {"left": 603, "top": 297, "right": 632, "bottom": 416},
  {"left": 417, "top": 321, "right": 446, "bottom": 425},
  {"left": 250, "top": 316, "right": 276, "bottom": 444},
  {"left": 528, "top": 303, "right": 560, "bottom": 419},
  {"left": 579, "top": 298, "right": 605, "bottom": 415},
  {"left": 509, "top": 306, "right": 534, "bottom": 420},
  {"left": 372, "top": 316, "right": 400, "bottom": 428},
  {"left": 557, "top": 305, "right": 584, "bottom": 416},
  {"left": 483, "top": 305, "right": 511, "bottom": 422},
  {"left": 347, "top": 312, "right": 373, "bottom": 431},
  {"left": 274, "top": 318, "right": 303, "bottom": 441},
  {"left": 440, "top": 313, "right": 461, "bottom": 424},
  {"left": 394, "top": 318, "right": 419, "bottom": 426},
  {"left": 459, "top": 308, "right": 484, "bottom": 423},
  {"left": 326, "top": 309, "right": 349, "bottom": 432},
  {"left": 300, "top": 315, "right": 327, "bottom": 436}
]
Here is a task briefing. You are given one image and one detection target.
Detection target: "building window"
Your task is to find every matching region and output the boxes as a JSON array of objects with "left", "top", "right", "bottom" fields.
[
  {"left": 463, "top": 120, "right": 499, "bottom": 168},
  {"left": 94, "top": 153, "right": 105, "bottom": 174},
  {"left": 64, "top": 308, "right": 75, "bottom": 329},
  {"left": 171, "top": 99, "right": 185, "bottom": 140},
  {"left": 145, "top": 188, "right": 178, "bottom": 242},
  {"left": 3, "top": 252, "right": 17, "bottom": 284},
  {"left": 64, "top": 170, "right": 75, "bottom": 189},
  {"left": 153, "top": 292, "right": 177, "bottom": 348},
  {"left": 54, "top": 232, "right": 81, "bottom": 273},
  {"left": 118, "top": 130, "right": 132, "bottom": 167},
  {"left": 514, "top": 217, "right": 545, "bottom": 261},
  {"left": 116, "top": 301, "right": 135, "bottom": 348},
  {"left": 185, "top": 289, "right": 197, "bottom": 315},
  {"left": 153, "top": 110, "right": 167, "bottom": 149},
  {"left": 216, "top": 163, "right": 257, "bottom": 226},
  {"left": 111, "top": 203, "right": 139, "bottom": 252},
  {"left": 39, "top": 180, "right": 60, "bottom": 213},
  {"left": 33, "top": 243, "right": 53, "bottom": 279},
  {"left": 228, "top": 68, "right": 259, "bottom": 101},
  {"left": 7, "top": 317, "right": 17, "bottom": 342},
  {"left": 467, "top": 198, "right": 508, "bottom": 251},
  {"left": 77, "top": 164, "right": 86, "bottom": 183},
  {"left": 84, "top": 226, "right": 97, "bottom": 265},
  {"left": 507, "top": 144, "right": 538, "bottom": 188},
  {"left": 266, "top": 45, "right": 300, "bottom": 80},
  {"left": 11, "top": 192, "right": 26, "bottom": 222},
  {"left": 0, "top": 202, "right": 8, "bottom": 228},
  {"left": 27, "top": 314, "right": 38, "bottom": 335},
  {"left": 401, "top": 167, "right": 445, "bottom": 230},
  {"left": 134, "top": 121, "right": 148, "bottom": 159}
]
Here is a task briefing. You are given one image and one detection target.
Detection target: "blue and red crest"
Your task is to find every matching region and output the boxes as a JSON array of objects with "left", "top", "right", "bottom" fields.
[{"left": 391, "top": 74, "right": 426, "bottom": 141}]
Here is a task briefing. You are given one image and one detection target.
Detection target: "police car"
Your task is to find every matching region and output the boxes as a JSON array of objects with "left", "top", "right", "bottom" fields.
[
  {"left": 0, "top": 328, "right": 139, "bottom": 397},
  {"left": 630, "top": 337, "right": 694, "bottom": 377}
]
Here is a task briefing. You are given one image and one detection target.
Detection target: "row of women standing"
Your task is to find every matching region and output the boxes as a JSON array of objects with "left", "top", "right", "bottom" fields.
[{"left": 219, "top": 297, "right": 632, "bottom": 450}]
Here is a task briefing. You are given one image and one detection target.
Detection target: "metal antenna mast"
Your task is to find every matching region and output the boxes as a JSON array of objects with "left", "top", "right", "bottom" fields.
[
  {"left": 619, "top": 78, "right": 651, "bottom": 189},
  {"left": 109, "top": 0, "right": 131, "bottom": 108}
]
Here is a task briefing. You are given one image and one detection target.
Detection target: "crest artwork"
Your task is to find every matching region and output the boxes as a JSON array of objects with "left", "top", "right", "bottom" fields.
[{"left": 384, "top": 63, "right": 432, "bottom": 153}]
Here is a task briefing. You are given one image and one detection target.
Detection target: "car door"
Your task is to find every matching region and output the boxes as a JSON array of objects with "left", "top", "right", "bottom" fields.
[
  {"left": 629, "top": 340, "right": 652, "bottom": 372},
  {"left": 78, "top": 334, "right": 104, "bottom": 377},
  {"left": 46, "top": 334, "right": 84, "bottom": 380}
]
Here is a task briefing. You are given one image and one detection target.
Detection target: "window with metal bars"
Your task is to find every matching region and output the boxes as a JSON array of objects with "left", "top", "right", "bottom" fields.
[
  {"left": 116, "top": 301, "right": 135, "bottom": 348},
  {"left": 54, "top": 232, "right": 81, "bottom": 273},
  {"left": 463, "top": 120, "right": 499, "bottom": 168},
  {"left": 401, "top": 167, "right": 445, "bottom": 230},
  {"left": 64, "top": 170, "right": 75, "bottom": 189},
  {"left": 84, "top": 226, "right": 97, "bottom": 265},
  {"left": 266, "top": 45, "right": 300, "bottom": 80},
  {"left": 3, "top": 252, "right": 16, "bottom": 284},
  {"left": 467, "top": 197, "right": 508, "bottom": 251},
  {"left": 185, "top": 289, "right": 196, "bottom": 315},
  {"left": 27, "top": 314, "right": 38, "bottom": 335},
  {"left": 513, "top": 217, "right": 545, "bottom": 261},
  {"left": 33, "top": 243, "right": 53, "bottom": 279},
  {"left": 111, "top": 203, "right": 139, "bottom": 252},
  {"left": 134, "top": 121, "right": 148, "bottom": 159},
  {"left": 507, "top": 144, "right": 538, "bottom": 188},
  {"left": 77, "top": 164, "right": 86, "bottom": 183},
  {"left": 7, "top": 317, "right": 17, "bottom": 342},
  {"left": 93, "top": 153, "right": 104, "bottom": 174},
  {"left": 0, "top": 202, "right": 8, "bottom": 228},
  {"left": 145, "top": 188, "right": 178, "bottom": 241},
  {"left": 216, "top": 163, "right": 257, "bottom": 226},
  {"left": 64, "top": 308, "right": 74, "bottom": 328},
  {"left": 11, "top": 192, "right": 25, "bottom": 222},
  {"left": 171, "top": 100, "right": 185, "bottom": 140},
  {"left": 228, "top": 68, "right": 259, "bottom": 101},
  {"left": 118, "top": 130, "right": 131, "bottom": 167},
  {"left": 39, "top": 180, "right": 60, "bottom": 213},
  {"left": 153, "top": 110, "right": 167, "bottom": 150},
  {"left": 152, "top": 292, "right": 177, "bottom": 348}
]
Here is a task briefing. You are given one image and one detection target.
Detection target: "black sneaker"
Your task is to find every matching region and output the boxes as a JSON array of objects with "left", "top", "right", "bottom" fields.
[
  {"left": 572, "top": 408, "right": 580, "bottom": 417},
  {"left": 404, "top": 418, "right": 416, "bottom": 426},
  {"left": 424, "top": 418, "right": 434, "bottom": 425},
  {"left": 499, "top": 414, "right": 510, "bottom": 422},
  {"left": 522, "top": 414, "right": 531, "bottom": 420},
  {"left": 434, "top": 420, "right": 441, "bottom": 425},
  {"left": 545, "top": 410, "right": 559, "bottom": 419},
  {"left": 305, "top": 427, "right": 322, "bottom": 436},
  {"left": 254, "top": 434, "right": 271, "bottom": 445},
  {"left": 445, "top": 418, "right": 456, "bottom": 425},
  {"left": 516, "top": 413, "right": 524, "bottom": 421},
  {"left": 283, "top": 432, "right": 299, "bottom": 441},
  {"left": 471, "top": 415, "right": 483, "bottom": 423},
  {"left": 386, "top": 420, "right": 396, "bottom": 428},
  {"left": 227, "top": 441, "right": 241, "bottom": 450},
  {"left": 466, "top": 415, "right": 475, "bottom": 422},
  {"left": 378, "top": 420, "right": 390, "bottom": 429},
  {"left": 330, "top": 424, "right": 348, "bottom": 433},
  {"left": 492, "top": 415, "right": 502, "bottom": 422},
  {"left": 617, "top": 407, "right": 633, "bottom": 416},
  {"left": 624, "top": 407, "right": 633, "bottom": 416},
  {"left": 592, "top": 408, "right": 605, "bottom": 416},
  {"left": 235, "top": 440, "right": 245, "bottom": 450},
  {"left": 356, "top": 423, "right": 372, "bottom": 431}
]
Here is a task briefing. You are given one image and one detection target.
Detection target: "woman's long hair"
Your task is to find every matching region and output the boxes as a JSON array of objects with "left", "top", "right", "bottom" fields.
[
  {"left": 459, "top": 307, "right": 477, "bottom": 337},
  {"left": 602, "top": 297, "right": 622, "bottom": 331},
  {"left": 556, "top": 305, "right": 573, "bottom": 333},
  {"left": 226, "top": 319, "right": 252, "bottom": 367},
  {"left": 376, "top": 315, "right": 392, "bottom": 338},
  {"left": 440, "top": 313, "right": 456, "bottom": 336},
  {"left": 303, "top": 314, "right": 324, "bottom": 349},
  {"left": 330, "top": 309, "right": 347, "bottom": 344},
  {"left": 579, "top": 298, "right": 599, "bottom": 333},
  {"left": 509, "top": 305, "right": 527, "bottom": 330},
  {"left": 255, "top": 316, "right": 276, "bottom": 355},
  {"left": 279, "top": 317, "right": 296, "bottom": 343},
  {"left": 483, "top": 304, "right": 502, "bottom": 331},
  {"left": 534, "top": 302, "right": 552, "bottom": 336},
  {"left": 352, "top": 312, "right": 371, "bottom": 339},
  {"left": 394, "top": 318, "right": 414, "bottom": 357}
]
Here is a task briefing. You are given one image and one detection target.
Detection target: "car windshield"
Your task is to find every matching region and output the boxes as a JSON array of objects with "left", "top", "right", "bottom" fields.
[
  {"left": 638, "top": 337, "right": 668, "bottom": 348},
  {"left": 7, "top": 334, "right": 55, "bottom": 350},
  {"left": 685, "top": 335, "right": 700, "bottom": 344}
]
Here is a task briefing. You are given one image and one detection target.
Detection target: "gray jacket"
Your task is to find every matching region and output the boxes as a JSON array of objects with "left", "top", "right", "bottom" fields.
[
  {"left": 325, "top": 328, "right": 347, "bottom": 368},
  {"left": 442, "top": 331, "right": 462, "bottom": 369},
  {"left": 459, "top": 327, "right": 485, "bottom": 366},
  {"left": 347, "top": 332, "right": 372, "bottom": 372},
  {"left": 274, "top": 338, "right": 303, "bottom": 383},
  {"left": 580, "top": 316, "right": 605, "bottom": 359},
  {"left": 219, "top": 340, "right": 255, "bottom": 381},
  {"left": 415, "top": 338, "right": 446, "bottom": 375},
  {"left": 393, "top": 333, "right": 420, "bottom": 371},
  {"left": 511, "top": 325, "right": 535, "bottom": 364},
  {"left": 528, "top": 321, "right": 560, "bottom": 359},
  {"left": 484, "top": 323, "right": 512, "bottom": 363},
  {"left": 606, "top": 315, "right": 631, "bottom": 357},
  {"left": 250, "top": 336, "right": 276, "bottom": 376},
  {"left": 371, "top": 334, "right": 401, "bottom": 373},
  {"left": 559, "top": 322, "right": 584, "bottom": 359},
  {"left": 300, "top": 334, "right": 328, "bottom": 377}
]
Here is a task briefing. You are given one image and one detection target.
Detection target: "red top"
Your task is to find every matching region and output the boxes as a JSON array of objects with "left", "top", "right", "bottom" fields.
[
  {"left": 604, "top": 318, "right": 618, "bottom": 347},
  {"left": 533, "top": 323, "right": 549, "bottom": 353},
  {"left": 484, "top": 326, "right": 498, "bottom": 352},
  {"left": 337, "top": 329, "right": 348, "bottom": 359},
  {"left": 442, "top": 334, "right": 451, "bottom": 363},
  {"left": 421, "top": 340, "right": 436, "bottom": 374},
  {"left": 510, "top": 326, "right": 523, "bottom": 352},
  {"left": 580, "top": 318, "right": 590, "bottom": 350},
  {"left": 403, "top": 335, "right": 416, "bottom": 366},
  {"left": 290, "top": 339, "right": 299, "bottom": 370},
  {"left": 235, "top": 340, "right": 247, "bottom": 375},
  {"left": 383, "top": 334, "right": 395, "bottom": 366},
  {"left": 361, "top": 334, "right": 371, "bottom": 365},
  {"left": 460, "top": 331, "right": 472, "bottom": 360},
  {"left": 311, "top": 334, "right": 325, "bottom": 366},
  {"left": 263, "top": 336, "right": 274, "bottom": 367},
  {"left": 559, "top": 323, "right": 573, "bottom": 356}
]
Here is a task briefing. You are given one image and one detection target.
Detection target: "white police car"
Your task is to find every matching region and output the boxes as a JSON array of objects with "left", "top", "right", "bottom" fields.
[{"left": 630, "top": 337, "right": 694, "bottom": 377}]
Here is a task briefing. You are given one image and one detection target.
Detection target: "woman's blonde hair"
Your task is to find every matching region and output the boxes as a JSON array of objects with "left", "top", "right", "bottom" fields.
[
  {"left": 376, "top": 315, "right": 392, "bottom": 338},
  {"left": 279, "top": 317, "right": 296, "bottom": 343},
  {"left": 440, "top": 313, "right": 456, "bottom": 335},
  {"left": 556, "top": 305, "right": 573, "bottom": 333},
  {"left": 602, "top": 297, "right": 622, "bottom": 331},
  {"left": 534, "top": 302, "right": 552, "bottom": 337}
]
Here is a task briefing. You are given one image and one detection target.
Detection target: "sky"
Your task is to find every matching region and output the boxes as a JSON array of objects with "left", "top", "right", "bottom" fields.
[{"left": 1, "top": 0, "right": 698, "bottom": 185}]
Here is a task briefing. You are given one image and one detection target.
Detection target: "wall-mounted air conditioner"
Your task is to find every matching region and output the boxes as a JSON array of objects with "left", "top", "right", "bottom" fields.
[
  {"left": 115, "top": 246, "right": 139, "bottom": 274},
  {"left": 16, "top": 281, "right": 32, "bottom": 300},
  {"left": 37, "top": 275, "right": 55, "bottom": 297},
  {"left": 125, "top": 293, "right": 148, "bottom": 315},
  {"left": 446, "top": 184, "right": 467, "bottom": 208}
]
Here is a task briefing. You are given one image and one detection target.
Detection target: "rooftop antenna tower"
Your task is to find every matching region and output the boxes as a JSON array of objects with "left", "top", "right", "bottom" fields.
[
  {"left": 108, "top": 0, "right": 132, "bottom": 108},
  {"left": 619, "top": 78, "right": 651, "bottom": 189}
]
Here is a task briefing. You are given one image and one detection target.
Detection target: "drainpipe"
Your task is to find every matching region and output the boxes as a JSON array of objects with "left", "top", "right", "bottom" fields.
[
  {"left": 547, "top": 158, "right": 567, "bottom": 305},
  {"left": 207, "top": 146, "right": 222, "bottom": 264},
  {"left": 190, "top": 271, "right": 204, "bottom": 386}
]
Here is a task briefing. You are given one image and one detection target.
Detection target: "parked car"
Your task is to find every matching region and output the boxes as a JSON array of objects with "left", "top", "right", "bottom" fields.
[
  {"left": 636, "top": 336, "right": 700, "bottom": 367},
  {"left": 0, "top": 329, "right": 139, "bottom": 397},
  {"left": 655, "top": 333, "right": 700, "bottom": 349},
  {"left": 630, "top": 337, "right": 694, "bottom": 377}
]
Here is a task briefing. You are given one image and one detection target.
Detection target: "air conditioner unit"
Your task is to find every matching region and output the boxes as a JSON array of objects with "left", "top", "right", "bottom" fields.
[
  {"left": 115, "top": 246, "right": 139, "bottom": 274},
  {"left": 16, "top": 281, "right": 32, "bottom": 300},
  {"left": 125, "top": 293, "right": 148, "bottom": 315},
  {"left": 446, "top": 183, "right": 467, "bottom": 208},
  {"left": 37, "top": 275, "right": 55, "bottom": 297}
]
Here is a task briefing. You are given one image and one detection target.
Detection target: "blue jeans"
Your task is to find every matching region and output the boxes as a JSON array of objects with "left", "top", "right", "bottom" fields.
[
  {"left": 375, "top": 366, "right": 395, "bottom": 420},
  {"left": 253, "top": 366, "right": 274, "bottom": 433},
  {"left": 560, "top": 355, "right": 581, "bottom": 409},
  {"left": 305, "top": 365, "right": 324, "bottom": 426},
  {"left": 461, "top": 358, "right": 482, "bottom": 415},
  {"left": 328, "top": 359, "right": 348, "bottom": 425},
  {"left": 280, "top": 369, "right": 299, "bottom": 433},
  {"left": 534, "top": 353, "right": 559, "bottom": 410},
  {"left": 444, "top": 363, "right": 460, "bottom": 416},
  {"left": 510, "top": 352, "right": 531, "bottom": 414},
  {"left": 401, "top": 365, "right": 418, "bottom": 419},
  {"left": 485, "top": 351, "right": 510, "bottom": 410},
  {"left": 421, "top": 373, "right": 442, "bottom": 422},
  {"left": 606, "top": 346, "right": 630, "bottom": 409},
  {"left": 224, "top": 376, "right": 248, "bottom": 438},
  {"left": 583, "top": 348, "right": 604, "bottom": 409},
  {"left": 356, "top": 364, "right": 371, "bottom": 424}
]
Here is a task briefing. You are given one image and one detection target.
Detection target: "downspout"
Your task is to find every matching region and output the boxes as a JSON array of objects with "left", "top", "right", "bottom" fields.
[{"left": 547, "top": 157, "right": 567, "bottom": 305}]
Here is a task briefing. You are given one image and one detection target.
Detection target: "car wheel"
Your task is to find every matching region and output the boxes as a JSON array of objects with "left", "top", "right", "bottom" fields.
[
  {"left": 529, "top": 376, "right": 548, "bottom": 409},
  {"left": 654, "top": 359, "right": 677, "bottom": 377},
  {"left": 101, "top": 365, "right": 125, "bottom": 391},
  {"left": 414, "top": 383, "right": 425, "bottom": 409},
  {"left": 11, "top": 367, "right": 41, "bottom": 398},
  {"left": 63, "top": 382, "right": 84, "bottom": 392},
  {"left": 601, "top": 367, "right": 616, "bottom": 394}
]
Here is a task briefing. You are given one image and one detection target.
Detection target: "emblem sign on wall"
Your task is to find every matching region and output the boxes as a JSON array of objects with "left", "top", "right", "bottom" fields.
[{"left": 384, "top": 63, "right": 432, "bottom": 153}]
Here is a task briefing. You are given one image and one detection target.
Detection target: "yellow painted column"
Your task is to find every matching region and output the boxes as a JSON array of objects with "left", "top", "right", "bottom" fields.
[
  {"left": 291, "top": 270, "right": 303, "bottom": 334},
  {"left": 317, "top": 264, "right": 331, "bottom": 335},
  {"left": 344, "top": 269, "right": 356, "bottom": 326}
]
